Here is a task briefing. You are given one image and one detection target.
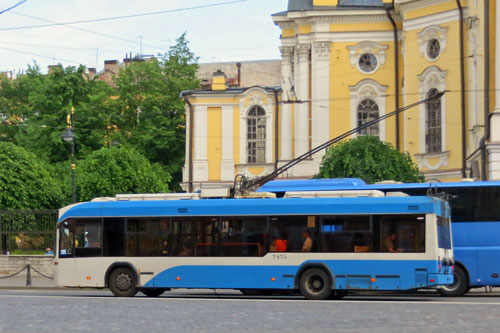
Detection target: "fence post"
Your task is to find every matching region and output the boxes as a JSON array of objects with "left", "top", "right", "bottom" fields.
[{"left": 26, "top": 264, "right": 32, "bottom": 287}]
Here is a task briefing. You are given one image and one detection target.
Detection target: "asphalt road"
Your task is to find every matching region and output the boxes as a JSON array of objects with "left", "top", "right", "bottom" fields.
[{"left": 1, "top": 289, "right": 500, "bottom": 332}]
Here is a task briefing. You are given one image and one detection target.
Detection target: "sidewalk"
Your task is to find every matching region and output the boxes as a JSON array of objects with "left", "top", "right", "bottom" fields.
[{"left": 0, "top": 276, "right": 58, "bottom": 289}]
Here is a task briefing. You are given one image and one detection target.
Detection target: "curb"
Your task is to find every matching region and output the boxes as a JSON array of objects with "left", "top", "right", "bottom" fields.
[{"left": 0, "top": 286, "right": 64, "bottom": 290}]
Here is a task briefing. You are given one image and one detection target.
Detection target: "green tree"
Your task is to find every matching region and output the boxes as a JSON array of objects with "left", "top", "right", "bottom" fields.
[
  {"left": 0, "top": 142, "right": 63, "bottom": 209},
  {"left": 115, "top": 33, "right": 199, "bottom": 188},
  {"left": 0, "top": 64, "right": 118, "bottom": 163},
  {"left": 77, "top": 147, "right": 170, "bottom": 201},
  {"left": 317, "top": 136, "right": 424, "bottom": 183}
]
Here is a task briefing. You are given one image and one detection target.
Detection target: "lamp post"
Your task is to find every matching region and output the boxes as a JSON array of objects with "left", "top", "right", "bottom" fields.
[{"left": 61, "top": 108, "right": 76, "bottom": 203}]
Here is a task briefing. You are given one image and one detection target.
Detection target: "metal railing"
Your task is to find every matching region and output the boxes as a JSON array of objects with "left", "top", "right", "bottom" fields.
[{"left": 0, "top": 210, "right": 58, "bottom": 254}]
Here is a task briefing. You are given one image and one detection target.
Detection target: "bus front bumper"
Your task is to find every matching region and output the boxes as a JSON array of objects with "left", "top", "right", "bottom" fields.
[{"left": 428, "top": 272, "right": 454, "bottom": 287}]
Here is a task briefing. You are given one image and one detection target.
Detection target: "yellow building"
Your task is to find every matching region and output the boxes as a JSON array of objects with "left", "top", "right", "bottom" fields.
[{"left": 182, "top": 0, "right": 500, "bottom": 191}]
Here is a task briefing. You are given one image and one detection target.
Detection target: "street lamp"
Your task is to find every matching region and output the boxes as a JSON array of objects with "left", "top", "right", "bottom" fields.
[{"left": 61, "top": 126, "right": 76, "bottom": 203}]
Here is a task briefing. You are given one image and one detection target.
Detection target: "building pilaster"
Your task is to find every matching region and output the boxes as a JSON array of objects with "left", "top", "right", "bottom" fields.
[
  {"left": 193, "top": 105, "right": 208, "bottom": 181},
  {"left": 488, "top": 0, "right": 500, "bottom": 179},
  {"left": 311, "top": 41, "right": 331, "bottom": 169},
  {"left": 280, "top": 46, "right": 294, "bottom": 162},
  {"left": 294, "top": 44, "right": 311, "bottom": 159},
  {"left": 220, "top": 105, "right": 234, "bottom": 181}
]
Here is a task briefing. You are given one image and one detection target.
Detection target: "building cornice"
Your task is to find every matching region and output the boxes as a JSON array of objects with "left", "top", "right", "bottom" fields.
[{"left": 399, "top": 0, "right": 459, "bottom": 13}]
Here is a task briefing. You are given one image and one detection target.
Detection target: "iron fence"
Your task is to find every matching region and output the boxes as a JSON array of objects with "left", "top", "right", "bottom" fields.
[{"left": 0, "top": 210, "right": 58, "bottom": 254}]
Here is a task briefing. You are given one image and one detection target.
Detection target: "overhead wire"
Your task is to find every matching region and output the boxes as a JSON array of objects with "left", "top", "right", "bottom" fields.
[{"left": 0, "top": 0, "right": 249, "bottom": 31}]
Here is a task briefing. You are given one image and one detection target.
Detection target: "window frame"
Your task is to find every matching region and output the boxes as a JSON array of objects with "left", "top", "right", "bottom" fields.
[
  {"left": 425, "top": 88, "right": 442, "bottom": 153},
  {"left": 357, "top": 98, "right": 380, "bottom": 136},
  {"left": 246, "top": 106, "right": 266, "bottom": 164}
]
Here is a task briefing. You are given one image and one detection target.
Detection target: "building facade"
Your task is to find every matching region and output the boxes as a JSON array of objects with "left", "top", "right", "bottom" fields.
[{"left": 182, "top": 0, "right": 500, "bottom": 190}]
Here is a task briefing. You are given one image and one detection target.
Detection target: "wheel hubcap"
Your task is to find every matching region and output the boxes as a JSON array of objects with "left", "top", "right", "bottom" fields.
[
  {"left": 307, "top": 275, "right": 324, "bottom": 294},
  {"left": 115, "top": 273, "right": 132, "bottom": 291}
]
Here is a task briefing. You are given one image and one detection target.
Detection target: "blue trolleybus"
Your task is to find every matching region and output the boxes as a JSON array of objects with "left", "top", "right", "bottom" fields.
[
  {"left": 260, "top": 179, "right": 500, "bottom": 296},
  {"left": 55, "top": 191, "right": 453, "bottom": 299}
]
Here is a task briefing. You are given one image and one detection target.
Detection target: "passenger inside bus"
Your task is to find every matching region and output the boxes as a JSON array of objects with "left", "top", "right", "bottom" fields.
[
  {"left": 270, "top": 228, "right": 287, "bottom": 252},
  {"left": 178, "top": 239, "right": 193, "bottom": 256},
  {"left": 301, "top": 229, "right": 313, "bottom": 252},
  {"left": 383, "top": 232, "right": 401, "bottom": 252}
]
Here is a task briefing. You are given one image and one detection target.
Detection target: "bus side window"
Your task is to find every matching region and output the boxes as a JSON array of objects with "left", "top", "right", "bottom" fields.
[
  {"left": 74, "top": 219, "right": 102, "bottom": 257},
  {"left": 103, "top": 218, "right": 125, "bottom": 257},
  {"left": 270, "top": 216, "right": 317, "bottom": 252},
  {"left": 59, "top": 219, "right": 74, "bottom": 257},
  {"left": 378, "top": 215, "right": 425, "bottom": 253},
  {"left": 320, "top": 216, "right": 372, "bottom": 253}
]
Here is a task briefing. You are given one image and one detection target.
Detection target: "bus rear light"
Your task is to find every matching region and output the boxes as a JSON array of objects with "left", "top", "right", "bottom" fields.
[
  {"left": 429, "top": 279, "right": 435, "bottom": 283},
  {"left": 371, "top": 278, "right": 376, "bottom": 282},
  {"left": 492, "top": 274, "right": 499, "bottom": 278},
  {"left": 271, "top": 277, "right": 276, "bottom": 281},
  {"left": 176, "top": 277, "right": 181, "bottom": 281}
]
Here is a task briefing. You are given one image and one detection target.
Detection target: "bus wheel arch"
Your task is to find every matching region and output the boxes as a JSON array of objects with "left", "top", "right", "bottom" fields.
[
  {"left": 438, "top": 262, "right": 470, "bottom": 297},
  {"left": 105, "top": 263, "right": 139, "bottom": 297},
  {"left": 297, "top": 265, "right": 334, "bottom": 300}
]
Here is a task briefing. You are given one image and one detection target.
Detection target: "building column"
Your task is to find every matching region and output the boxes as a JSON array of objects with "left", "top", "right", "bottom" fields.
[
  {"left": 295, "top": 44, "right": 311, "bottom": 158},
  {"left": 280, "top": 46, "right": 294, "bottom": 162},
  {"left": 311, "top": 41, "right": 331, "bottom": 167},
  {"left": 220, "top": 105, "right": 234, "bottom": 181},
  {"left": 193, "top": 105, "right": 208, "bottom": 182},
  {"left": 488, "top": 0, "right": 500, "bottom": 179}
]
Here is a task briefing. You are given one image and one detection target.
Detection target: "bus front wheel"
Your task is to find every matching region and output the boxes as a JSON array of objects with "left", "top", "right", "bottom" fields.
[
  {"left": 300, "top": 268, "right": 332, "bottom": 300},
  {"left": 438, "top": 265, "right": 469, "bottom": 297},
  {"left": 108, "top": 267, "right": 138, "bottom": 297}
]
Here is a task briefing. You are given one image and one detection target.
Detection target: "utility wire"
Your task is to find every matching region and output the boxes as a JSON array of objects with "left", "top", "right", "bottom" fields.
[
  {"left": 3, "top": 11, "right": 164, "bottom": 52},
  {"left": 0, "top": 45, "right": 92, "bottom": 67},
  {"left": 0, "top": 0, "right": 248, "bottom": 31},
  {"left": 0, "top": 0, "right": 26, "bottom": 15}
]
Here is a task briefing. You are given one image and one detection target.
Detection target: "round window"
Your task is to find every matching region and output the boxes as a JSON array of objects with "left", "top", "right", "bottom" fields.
[
  {"left": 358, "top": 53, "right": 378, "bottom": 73},
  {"left": 427, "top": 39, "right": 441, "bottom": 60}
]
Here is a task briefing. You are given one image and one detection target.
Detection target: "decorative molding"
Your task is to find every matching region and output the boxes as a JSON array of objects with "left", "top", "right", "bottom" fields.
[
  {"left": 403, "top": 8, "right": 463, "bottom": 32},
  {"left": 296, "top": 44, "right": 311, "bottom": 62},
  {"left": 347, "top": 41, "right": 388, "bottom": 74},
  {"left": 417, "top": 25, "right": 448, "bottom": 61},
  {"left": 349, "top": 79, "right": 387, "bottom": 141},
  {"left": 313, "top": 41, "right": 331, "bottom": 60},
  {"left": 418, "top": 66, "right": 447, "bottom": 91},
  {"left": 399, "top": 0, "right": 454, "bottom": 12},
  {"left": 280, "top": 46, "right": 294, "bottom": 65},
  {"left": 235, "top": 163, "right": 275, "bottom": 178},
  {"left": 285, "top": 13, "right": 400, "bottom": 24},
  {"left": 415, "top": 151, "right": 449, "bottom": 171},
  {"left": 249, "top": 94, "right": 264, "bottom": 107}
]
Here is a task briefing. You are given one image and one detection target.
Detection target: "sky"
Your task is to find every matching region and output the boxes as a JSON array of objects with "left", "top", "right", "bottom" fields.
[{"left": 0, "top": 0, "right": 288, "bottom": 74}]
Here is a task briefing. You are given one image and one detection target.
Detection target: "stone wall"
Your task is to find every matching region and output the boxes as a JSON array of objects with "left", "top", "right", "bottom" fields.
[{"left": 0, "top": 255, "right": 54, "bottom": 278}]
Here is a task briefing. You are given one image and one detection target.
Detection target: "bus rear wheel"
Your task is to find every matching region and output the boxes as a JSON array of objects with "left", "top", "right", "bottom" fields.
[
  {"left": 109, "top": 267, "right": 138, "bottom": 297},
  {"left": 300, "top": 268, "right": 332, "bottom": 300},
  {"left": 438, "top": 265, "right": 469, "bottom": 297},
  {"left": 141, "top": 288, "right": 167, "bottom": 297}
]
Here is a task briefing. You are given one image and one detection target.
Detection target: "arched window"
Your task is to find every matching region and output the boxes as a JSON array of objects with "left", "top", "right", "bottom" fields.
[
  {"left": 247, "top": 106, "right": 266, "bottom": 164},
  {"left": 357, "top": 99, "right": 379, "bottom": 136},
  {"left": 426, "top": 89, "right": 442, "bottom": 153}
]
